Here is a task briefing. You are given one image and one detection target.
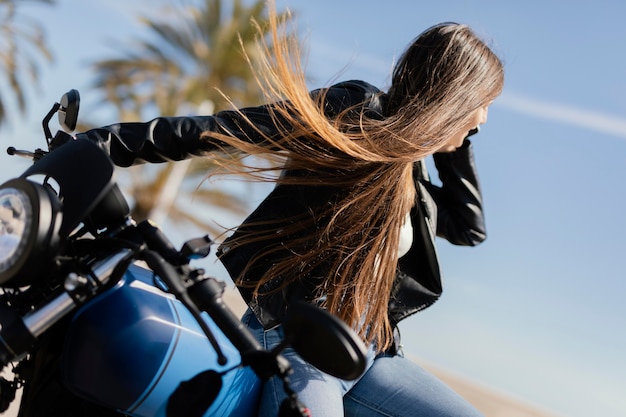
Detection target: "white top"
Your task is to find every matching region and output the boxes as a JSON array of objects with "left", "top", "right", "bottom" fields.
[{"left": 397, "top": 212, "right": 413, "bottom": 258}]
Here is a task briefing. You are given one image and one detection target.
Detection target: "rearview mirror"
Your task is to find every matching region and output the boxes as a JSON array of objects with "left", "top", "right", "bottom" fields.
[
  {"left": 58, "top": 89, "right": 80, "bottom": 132},
  {"left": 283, "top": 301, "right": 367, "bottom": 380}
]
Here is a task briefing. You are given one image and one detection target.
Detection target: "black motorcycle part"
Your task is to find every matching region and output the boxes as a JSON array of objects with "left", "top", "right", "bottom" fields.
[
  {"left": 180, "top": 235, "right": 212, "bottom": 260},
  {"left": 283, "top": 301, "right": 367, "bottom": 381},
  {"left": 21, "top": 139, "right": 118, "bottom": 237},
  {"left": 137, "top": 220, "right": 187, "bottom": 266},
  {"left": 279, "top": 396, "right": 311, "bottom": 417},
  {"left": 0, "top": 178, "right": 62, "bottom": 287},
  {"left": 166, "top": 369, "right": 223, "bottom": 417},
  {"left": 58, "top": 89, "right": 80, "bottom": 132},
  {"left": 0, "top": 377, "right": 16, "bottom": 413},
  {"left": 0, "top": 303, "right": 37, "bottom": 364},
  {"left": 188, "top": 277, "right": 263, "bottom": 358}
]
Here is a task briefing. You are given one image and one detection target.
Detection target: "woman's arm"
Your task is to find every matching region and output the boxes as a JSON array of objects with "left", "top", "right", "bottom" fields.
[
  {"left": 75, "top": 80, "right": 380, "bottom": 168},
  {"left": 74, "top": 105, "right": 281, "bottom": 167},
  {"left": 421, "top": 139, "right": 486, "bottom": 246}
]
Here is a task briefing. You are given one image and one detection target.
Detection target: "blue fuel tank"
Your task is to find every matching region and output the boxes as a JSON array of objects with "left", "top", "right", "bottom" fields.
[{"left": 61, "top": 264, "right": 261, "bottom": 416}]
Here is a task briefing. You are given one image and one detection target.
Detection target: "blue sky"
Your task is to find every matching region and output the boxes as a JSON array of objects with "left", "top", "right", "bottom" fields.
[{"left": 1, "top": 1, "right": 625, "bottom": 416}]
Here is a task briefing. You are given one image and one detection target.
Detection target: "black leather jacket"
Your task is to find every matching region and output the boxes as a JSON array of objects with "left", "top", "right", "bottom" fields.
[{"left": 77, "top": 80, "right": 486, "bottom": 330}]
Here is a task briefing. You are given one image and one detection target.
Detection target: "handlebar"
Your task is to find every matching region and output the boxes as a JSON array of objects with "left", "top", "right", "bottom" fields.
[
  {"left": 0, "top": 250, "right": 132, "bottom": 365},
  {"left": 23, "top": 250, "right": 132, "bottom": 336},
  {"left": 6, "top": 146, "right": 47, "bottom": 161}
]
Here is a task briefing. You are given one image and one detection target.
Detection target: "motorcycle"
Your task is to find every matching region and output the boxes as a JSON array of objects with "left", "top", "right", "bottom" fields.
[{"left": 0, "top": 90, "right": 367, "bottom": 417}]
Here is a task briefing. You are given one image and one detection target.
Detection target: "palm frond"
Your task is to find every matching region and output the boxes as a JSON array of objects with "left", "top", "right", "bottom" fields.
[
  {"left": 87, "top": 0, "right": 296, "bottom": 231},
  {"left": 0, "top": 0, "right": 53, "bottom": 125}
]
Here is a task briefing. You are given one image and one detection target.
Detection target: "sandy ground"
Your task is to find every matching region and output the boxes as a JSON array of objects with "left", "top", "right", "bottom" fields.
[{"left": 0, "top": 287, "right": 561, "bottom": 417}]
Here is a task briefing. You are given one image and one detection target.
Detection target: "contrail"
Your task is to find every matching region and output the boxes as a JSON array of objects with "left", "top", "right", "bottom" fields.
[{"left": 498, "top": 93, "right": 626, "bottom": 140}]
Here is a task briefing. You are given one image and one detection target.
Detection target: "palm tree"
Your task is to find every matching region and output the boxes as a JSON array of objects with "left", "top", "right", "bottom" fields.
[
  {"left": 90, "top": 0, "right": 292, "bottom": 237},
  {"left": 0, "top": 0, "right": 54, "bottom": 126}
]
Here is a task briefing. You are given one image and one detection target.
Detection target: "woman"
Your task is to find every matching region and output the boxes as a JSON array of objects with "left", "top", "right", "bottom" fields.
[{"left": 78, "top": 8, "right": 503, "bottom": 417}]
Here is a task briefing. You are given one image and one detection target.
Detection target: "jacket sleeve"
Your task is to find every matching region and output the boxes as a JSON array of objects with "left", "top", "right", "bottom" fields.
[
  {"left": 74, "top": 80, "right": 380, "bottom": 168},
  {"left": 74, "top": 105, "right": 283, "bottom": 167},
  {"left": 421, "top": 139, "right": 486, "bottom": 246}
]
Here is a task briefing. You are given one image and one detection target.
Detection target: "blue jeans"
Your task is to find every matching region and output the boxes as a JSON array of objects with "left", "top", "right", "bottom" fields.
[{"left": 242, "top": 309, "right": 484, "bottom": 417}]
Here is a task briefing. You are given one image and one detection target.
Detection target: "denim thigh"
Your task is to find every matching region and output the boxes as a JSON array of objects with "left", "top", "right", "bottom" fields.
[
  {"left": 242, "top": 309, "right": 376, "bottom": 417},
  {"left": 344, "top": 353, "right": 484, "bottom": 417},
  {"left": 242, "top": 309, "right": 482, "bottom": 417}
]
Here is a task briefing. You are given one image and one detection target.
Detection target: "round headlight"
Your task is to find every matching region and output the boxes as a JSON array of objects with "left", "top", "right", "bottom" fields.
[
  {"left": 0, "top": 187, "right": 33, "bottom": 274},
  {"left": 0, "top": 179, "right": 61, "bottom": 287}
]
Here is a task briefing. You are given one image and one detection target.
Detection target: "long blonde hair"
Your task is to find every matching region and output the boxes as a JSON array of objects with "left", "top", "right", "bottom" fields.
[{"left": 207, "top": 3, "right": 504, "bottom": 350}]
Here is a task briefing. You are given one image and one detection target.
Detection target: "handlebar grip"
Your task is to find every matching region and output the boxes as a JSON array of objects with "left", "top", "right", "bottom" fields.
[
  {"left": 138, "top": 220, "right": 187, "bottom": 266},
  {"left": 188, "top": 279, "right": 262, "bottom": 357}
]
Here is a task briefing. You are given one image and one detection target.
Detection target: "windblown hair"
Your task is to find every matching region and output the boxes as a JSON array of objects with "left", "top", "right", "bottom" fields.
[{"left": 207, "top": 3, "right": 504, "bottom": 351}]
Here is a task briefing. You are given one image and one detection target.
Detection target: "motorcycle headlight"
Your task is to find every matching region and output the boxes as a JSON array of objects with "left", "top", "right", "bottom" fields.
[
  {"left": 0, "top": 179, "right": 61, "bottom": 287},
  {"left": 0, "top": 188, "right": 32, "bottom": 270}
]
